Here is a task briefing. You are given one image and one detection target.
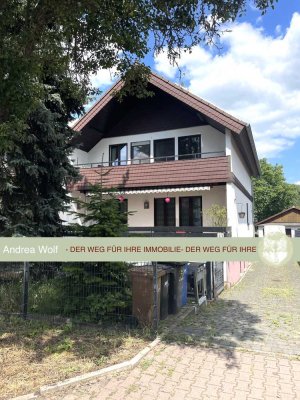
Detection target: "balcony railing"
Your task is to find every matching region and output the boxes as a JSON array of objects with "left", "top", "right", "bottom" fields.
[
  {"left": 125, "top": 226, "right": 232, "bottom": 237},
  {"left": 74, "top": 151, "right": 226, "bottom": 169},
  {"left": 64, "top": 226, "right": 232, "bottom": 237}
]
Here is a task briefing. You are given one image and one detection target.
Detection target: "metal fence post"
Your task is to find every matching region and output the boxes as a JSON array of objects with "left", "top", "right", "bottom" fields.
[
  {"left": 153, "top": 261, "right": 158, "bottom": 332},
  {"left": 22, "top": 262, "right": 29, "bottom": 319}
]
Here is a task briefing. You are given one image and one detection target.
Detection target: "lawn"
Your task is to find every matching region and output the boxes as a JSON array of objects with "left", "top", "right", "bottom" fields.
[{"left": 0, "top": 316, "right": 152, "bottom": 399}]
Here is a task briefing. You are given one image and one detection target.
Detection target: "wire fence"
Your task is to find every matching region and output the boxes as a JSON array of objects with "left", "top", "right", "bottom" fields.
[
  {"left": 0, "top": 262, "right": 157, "bottom": 328},
  {"left": 0, "top": 261, "right": 225, "bottom": 329}
]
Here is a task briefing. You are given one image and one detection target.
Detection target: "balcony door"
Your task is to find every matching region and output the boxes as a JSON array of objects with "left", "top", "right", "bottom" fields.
[
  {"left": 154, "top": 138, "right": 175, "bottom": 162},
  {"left": 154, "top": 198, "right": 175, "bottom": 226},
  {"left": 179, "top": 196, "right": 202, "bottom": 226},
  {"left": 178, "top": 135, "right": 201, "bottom": 160},
  {"left": 110, "top": 143, "right": 127, "bottom": 166}
]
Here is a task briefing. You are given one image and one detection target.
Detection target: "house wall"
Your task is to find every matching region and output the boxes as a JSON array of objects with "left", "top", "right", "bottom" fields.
[
  {"left": 257, "top": 224, "right": 300, "bottom": 237},
  {"left": 126, "top": 186, "right": 226, "bottom": 227},
  {"left": 226, "top": 183, "right": 254, "bottom": 238},
  {"left": 72, "top": 125, "right": 225, "bottom": 165},
  {"left": 231, "top": 136, "right": 253, "bottom": 194}
]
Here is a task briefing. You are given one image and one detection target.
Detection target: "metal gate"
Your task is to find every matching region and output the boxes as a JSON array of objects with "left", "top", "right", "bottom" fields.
[{"left": 213, "top": 261, "right": 224, "bottom": 296}]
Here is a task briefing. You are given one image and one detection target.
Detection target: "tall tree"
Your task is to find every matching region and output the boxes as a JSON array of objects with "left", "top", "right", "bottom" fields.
[
  {"left": 0, "top": 74, "right": 84, "bottom": 236},
  {"left": 252, "top": 159, "right": 298, "bottom": 223},
  {"left": 0, "top": 0, "right": 278, "bottom": 128},
  {"left": 0, "top": 0, "right": 278, "bottom": 235}
]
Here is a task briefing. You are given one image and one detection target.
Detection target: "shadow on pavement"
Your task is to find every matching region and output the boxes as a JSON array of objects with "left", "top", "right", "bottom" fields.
[{"left": 160, "top": 299, "right": 263, "bottom": 368}]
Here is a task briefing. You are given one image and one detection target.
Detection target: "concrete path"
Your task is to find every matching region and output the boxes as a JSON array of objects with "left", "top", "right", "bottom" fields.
[{"left": 37, "top": 262, "right": 300, "bottom": 400}]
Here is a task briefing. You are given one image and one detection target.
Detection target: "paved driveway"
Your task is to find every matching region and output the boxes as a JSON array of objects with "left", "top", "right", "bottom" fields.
[
  {"left": 171, "top": 262, "right": 300, "bottom": 356},
  {"left": 37, "top": 262, "right": 300, "bottom": 400}
]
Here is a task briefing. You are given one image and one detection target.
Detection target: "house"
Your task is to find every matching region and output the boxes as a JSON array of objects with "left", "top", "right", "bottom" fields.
[
  {"left": 256, "top": 206, "right": 300, "bottom": 237},
  {"left": 67, "top": 72, "right": 260, "bottom": 286}
]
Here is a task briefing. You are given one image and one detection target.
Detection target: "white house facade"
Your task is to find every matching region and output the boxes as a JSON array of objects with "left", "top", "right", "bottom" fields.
[{"left": 67, "top": 72, "right": 260, "bottom": 240}]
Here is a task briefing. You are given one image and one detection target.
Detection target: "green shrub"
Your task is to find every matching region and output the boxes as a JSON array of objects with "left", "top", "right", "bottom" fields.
[
  {"left": 60, "top": 263, "right": 132, "bottom": 322},
  {"left": 0, "top": 281, "right": 22, "bottom": 313}
]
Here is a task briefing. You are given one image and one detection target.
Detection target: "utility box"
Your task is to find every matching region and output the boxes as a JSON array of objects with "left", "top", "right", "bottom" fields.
[
  {"left": 129, "top": 265, "right": 168, "bottom": 326},
  {"left": 187, "top": 263, "right": 208, "bottom": 303}
]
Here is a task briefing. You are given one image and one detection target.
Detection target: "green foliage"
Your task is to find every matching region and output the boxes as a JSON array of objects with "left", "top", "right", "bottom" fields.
[
  {"left": 29, "top": 281, "right": 63, "bottom": 315},
  {"left": 61, "top": 263, "right": 132, "bottom": 322},
  {"left": 291, "top": 184, "right": 300, "bottom": 206},
  {"left": 0, "top": 0, "right": 278, "bottom": 126},
  {"left": 252, "top": 158, "right": 298, "bottom": 222},
  {"left": 0, "top": 76, "right": 82, "bottom": 236},
  {"left": 0, "top": 1, "right": 278, "bottom": 235},
  {"left": 76, "top": 184, "right": 128, "bottom": 237},
  {"left": 204, "top": 204, "right": 227, "bottom": 227}
]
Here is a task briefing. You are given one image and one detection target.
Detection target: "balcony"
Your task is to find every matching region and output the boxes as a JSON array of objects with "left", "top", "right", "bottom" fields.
[{"left": 70, "top": 152, "right": 231, "bottom": 192}]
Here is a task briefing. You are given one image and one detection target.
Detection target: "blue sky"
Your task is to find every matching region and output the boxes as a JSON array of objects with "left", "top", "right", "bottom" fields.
[{"left": 90, "top": 0, "right": 300, "bottom": 184}]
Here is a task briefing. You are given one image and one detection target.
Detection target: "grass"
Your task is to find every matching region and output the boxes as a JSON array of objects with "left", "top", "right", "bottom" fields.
[
  {"left": 0, "top": 316, "right": 152, "bottom": 399},
  {"left": 262, "top": 287, "right": 295, "bottom": 298}
]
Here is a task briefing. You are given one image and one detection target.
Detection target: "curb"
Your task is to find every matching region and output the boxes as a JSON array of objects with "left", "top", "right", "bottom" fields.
[{"left": 11, "top": 337, "right": 161, "bottom": 400}]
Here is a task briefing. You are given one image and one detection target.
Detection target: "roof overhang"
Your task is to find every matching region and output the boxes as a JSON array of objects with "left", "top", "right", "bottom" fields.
[{"left": 72, "top": 72, "right": 260, "bottom": 177}]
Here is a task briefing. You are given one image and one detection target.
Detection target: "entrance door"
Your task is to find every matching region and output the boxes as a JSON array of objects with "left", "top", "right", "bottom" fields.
[
  {"left": 154, "top": 198, "right": 175, "bottom": 226},
  {"left": 179, "top": 196, "right": 202, "bottom": 226}
]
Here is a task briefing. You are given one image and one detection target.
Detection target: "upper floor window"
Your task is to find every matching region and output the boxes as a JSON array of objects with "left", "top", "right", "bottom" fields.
[
  {"left": 154, "top": 138, "right": 175, "bottom": 162},
  {"left": 110, "top": 143, "right": 127, "bottom": 166},
  {"left": 178, "top": 135, "right": 201, "bottom": 160},
  {"left": 131, "top": 141, "right": 150, "bottom": 164}
]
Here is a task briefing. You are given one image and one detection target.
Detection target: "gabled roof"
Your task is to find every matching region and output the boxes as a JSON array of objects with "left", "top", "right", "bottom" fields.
[
  {"left": 256, "top": 206, "right": 300, "bottom": 225},
  {"left": 74, "top": 72, "right": 247, "bottom": 134},
  {"left": 73, "top": 71, "right": 260, "bottom": 176}
]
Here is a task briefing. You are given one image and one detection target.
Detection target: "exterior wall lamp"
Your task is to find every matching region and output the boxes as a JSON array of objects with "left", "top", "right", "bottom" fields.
[
  {"left": 237, "top": 202, "right": 245, "bottom": 218},
  {"left": 144, "top": 200, "right": 149, "bottom": 209}
]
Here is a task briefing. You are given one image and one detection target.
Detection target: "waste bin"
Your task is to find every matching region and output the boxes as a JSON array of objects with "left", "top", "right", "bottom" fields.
[
  {"left": 129, "top": 265, "right": 168, "bottom": 326},
  {"left": 158, "top": 263, "right": 188, "bottom": 314}
]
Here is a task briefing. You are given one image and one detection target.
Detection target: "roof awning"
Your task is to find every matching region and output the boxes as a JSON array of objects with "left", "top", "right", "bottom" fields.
[{"left": 115, "top": 186, "right": 211, "bottom": 195}]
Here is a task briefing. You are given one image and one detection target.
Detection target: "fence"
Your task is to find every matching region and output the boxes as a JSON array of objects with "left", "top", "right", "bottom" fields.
[{"left": 0, "top": 262, "right": 158, "bottom": 329}]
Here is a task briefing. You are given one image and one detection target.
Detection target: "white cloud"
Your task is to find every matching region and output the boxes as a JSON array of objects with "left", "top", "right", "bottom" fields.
[
  {"left": 295, "top": 181, "right": 300, "bottom": 185},
  {"left": 256, "top": 16, "right": 263, "bottom": 25},
  {"left": 90, "top": 68, "right": 117, "bottom": 89},
  {"left": 154, "top": 12, "right": 300, "bottom": 159},
  {"left": 275, "top": 24, "right": 282, "bottom": 35}
]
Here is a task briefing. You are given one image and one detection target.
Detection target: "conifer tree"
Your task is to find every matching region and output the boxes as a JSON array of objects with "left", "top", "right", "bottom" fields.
[{"left": 0, "top": 75, "right": 85, "bottom": 236}]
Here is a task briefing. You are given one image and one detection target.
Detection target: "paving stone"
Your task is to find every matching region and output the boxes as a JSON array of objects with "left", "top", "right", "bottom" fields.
[{"left": 36, "top": 262, "right": 300, "bottom": 400}]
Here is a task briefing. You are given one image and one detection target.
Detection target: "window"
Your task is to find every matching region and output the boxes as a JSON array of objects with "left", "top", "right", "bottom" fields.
[
  {"left": 179, "top": 197, "right": 202, "bottom": 226},
  {"left": 131, "top": 141, "right": 150, "bottom": 164},
  {"left": 110, "top": 144, "right": 127, "bottom": 166},
  {"left": 154, "top": 198, "right": 176, "bottom": 226},
  {"left": 154, "top": 138, "right": 175, "bottom": 162},
  {"left": 178, "top": 135, "right": 201, "bottom": 160}
]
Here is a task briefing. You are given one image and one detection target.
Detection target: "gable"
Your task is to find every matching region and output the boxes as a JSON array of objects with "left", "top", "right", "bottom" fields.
[
  {"left": 73, "top": 72, "right": 260, "bottom": 177},
  {"left": 257, "top": 207, "right": 300, "bottom": 225}
]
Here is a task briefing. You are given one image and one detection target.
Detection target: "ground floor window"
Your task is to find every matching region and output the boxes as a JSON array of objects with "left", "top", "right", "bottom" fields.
[
  {"left": 154, "top": 198, "right": 175, "bottom": 226},
  {"left": 179, "top": 196, "right": 202, "bottom": 226}
]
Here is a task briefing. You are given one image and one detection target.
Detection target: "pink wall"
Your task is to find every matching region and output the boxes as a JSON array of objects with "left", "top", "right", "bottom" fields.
[{"left": 226, "top": 261, "right": 250, "bottom": 286}]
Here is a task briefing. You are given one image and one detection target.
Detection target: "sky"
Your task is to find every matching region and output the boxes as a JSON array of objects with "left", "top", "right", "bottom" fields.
[{"left": 89, "top": 0, "right": 300, "bottom": 184}]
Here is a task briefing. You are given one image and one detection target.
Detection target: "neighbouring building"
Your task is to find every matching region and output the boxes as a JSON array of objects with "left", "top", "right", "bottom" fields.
[
  {"left": 66, "top": 72, "right": 260, "bottom": 286},
  {"left": 256, "top": 206, "right": 300, "bottom": 238}
]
